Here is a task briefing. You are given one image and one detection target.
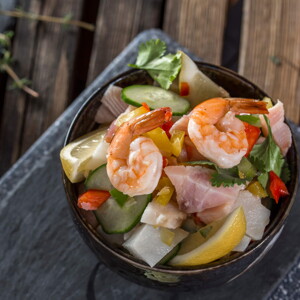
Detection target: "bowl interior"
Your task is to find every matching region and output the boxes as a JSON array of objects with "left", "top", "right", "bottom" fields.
[{"left": 64, "top": 62, "right": 298, "bottom": 273}]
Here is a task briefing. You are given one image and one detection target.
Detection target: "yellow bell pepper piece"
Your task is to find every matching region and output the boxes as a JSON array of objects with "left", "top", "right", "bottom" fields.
[
  {"left": 154, "top": 186, "right": 174, "bottom": 206},
  {"left": 262, "top": 97, "right": 273, "bottom": 109},
  {"left": 115, "top": 106, "right": 149, "bottom": 126},
  {"left": 160, "top": 228, "right": 175, "bottom": 246},
  {"left": 143, "top": 127, "right": 172, "bottom": 157},
  {"left": 247, "top": 181, "right": 268, "bottom": 198},
  {"left": 156, "top": 176, "right": 173, "bottom": 191},
  {"left": 170, "top": 130, "right": 185, "bottom": 157}
]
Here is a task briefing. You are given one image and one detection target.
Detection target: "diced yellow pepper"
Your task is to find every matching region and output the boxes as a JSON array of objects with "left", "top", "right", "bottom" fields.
[
  {"left": 247, "top": 181, "right": 268, "bottom": 198},
  {"left": 170, "top": 130, "right": 185, "bottom": 157},
  {"left": 115, "top": 106, "right": 149, "bottom": 126},
  {"left": 156, "top": 176, "right": 173, "bottom": 191},
  {"left": 160, "top": 228, "right": 175, "bottom": 246},
  {"left": 143, "top": 127, "right": 172, "bottom": 157},
  {"left": 262, "top": 97, "right": 273, "bottom": 109},
  {"left": 154, "top": 186, "right": 174, "bottom": 206}
]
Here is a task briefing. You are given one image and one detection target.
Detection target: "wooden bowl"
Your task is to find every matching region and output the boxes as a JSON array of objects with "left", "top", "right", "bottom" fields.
[{"left": 62, "top": 62, "right": 298, "bottom": 291}]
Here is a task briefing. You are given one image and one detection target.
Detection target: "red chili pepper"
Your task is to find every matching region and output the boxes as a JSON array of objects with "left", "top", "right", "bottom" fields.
[
  {"left": 180, "top": 82, "right": 190, "bottom": 96},
  {"left": 161, "top": 120, "right": 174, "bottom": 138},
  {"left": 78, "top": 190, "right": 110, "bottom": 210},
  {"left": 243, "top": 122, "right": 261, "bottom": 157},
  {"left": 141, "top": 102, "right": 150, "bottom": 112},
  {"left": 162, "top": 156, "right": 169, "bottom": 168},
  {"left": 269, "top": 171, "right": 289, "bottom": 204}
]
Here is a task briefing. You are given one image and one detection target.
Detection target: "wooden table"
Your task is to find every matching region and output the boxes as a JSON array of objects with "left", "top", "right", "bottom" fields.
[{"left": 0, "top": 0, "right": 299, "bottom": 178}]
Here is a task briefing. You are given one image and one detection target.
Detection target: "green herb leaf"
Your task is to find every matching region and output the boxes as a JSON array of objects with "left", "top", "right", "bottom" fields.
[
  {"left": 211, "top": 166, "right": 247, "bottom": 187},
  {"left": 129, "top": 39, "right": 181, "bottom": 90},
  {"left": 249, "top": 115, "right": 284, "bottom": 176},
  {"left": 258, "top": 172, "right": 269, "bottom": 189},
  {"left": 110, "top": 188, "right": 128, "bottom": 207},
  {"left": 235, "top": 114, "right": 261, "bottom": 127}
]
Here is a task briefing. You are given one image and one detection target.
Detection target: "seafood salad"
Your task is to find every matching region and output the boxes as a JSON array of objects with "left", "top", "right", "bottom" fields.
[{"left": 60, "top": 40, "right": 292, "bottom": 267}]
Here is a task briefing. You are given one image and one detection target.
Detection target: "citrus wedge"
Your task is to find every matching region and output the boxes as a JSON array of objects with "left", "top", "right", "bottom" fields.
[
  {"left": 169, "top": 207, "right": 246, "bottom": 267},
  {"left": 60, "top": 128, "right": 107, "bottom": 183}
]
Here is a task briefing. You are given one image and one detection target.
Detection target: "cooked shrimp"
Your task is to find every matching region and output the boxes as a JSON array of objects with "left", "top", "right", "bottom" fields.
[
  {"left": 107, "top": 107, "right": 172, "bottom": 196},
  {"left": 188, "top": 98, "right": 268, "bottom": 168}
]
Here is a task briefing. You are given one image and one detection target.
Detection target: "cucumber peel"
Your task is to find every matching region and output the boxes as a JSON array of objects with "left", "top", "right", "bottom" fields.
[
  {"left": 121, "top": 85, "right": 190, "bottom": 116},
  {"left": 94, "top": 194, "right": 151, "bottom": 234}
]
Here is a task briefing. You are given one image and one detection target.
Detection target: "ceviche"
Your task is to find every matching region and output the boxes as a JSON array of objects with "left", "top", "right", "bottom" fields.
[{"left": 60, "top": 39, "right": 291, "bottom": 267}]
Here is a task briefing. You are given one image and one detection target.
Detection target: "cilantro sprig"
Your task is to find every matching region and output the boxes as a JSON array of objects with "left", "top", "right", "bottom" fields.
[
  {"left": 129, "top": 39, "right": 181, "bottom": 90},
  {"left": 249, "top": 115, "right": 284, "bottom": 177}
]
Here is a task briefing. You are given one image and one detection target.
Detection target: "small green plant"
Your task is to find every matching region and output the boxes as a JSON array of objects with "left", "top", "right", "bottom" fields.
[{"left": 0, "top": 31, "right": 39, "bottom": 97}]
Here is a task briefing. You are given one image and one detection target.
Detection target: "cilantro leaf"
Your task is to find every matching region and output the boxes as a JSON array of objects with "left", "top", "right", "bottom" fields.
[
  {"left": 249, "top": 115, "right": 284, "bottom": 176},
  {"left": 235, "top": 114, "right": 261, "bottom": 127},
  {"left": 258, "top": 172, "right": 269, "bottom": 188},
  {"left": 110, "top": 188, "right": 128, "bottom": 207},
  {"left": 129, "top": 39, "right": 181, "bottom": 90},
  {"left": 211, "top": 166, "right": 247, "bottom": 187}
]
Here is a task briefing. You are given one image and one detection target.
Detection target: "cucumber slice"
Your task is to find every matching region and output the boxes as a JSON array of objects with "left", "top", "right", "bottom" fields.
[
  {"left": 122, "top": 85, "right": 190, "bottom": 116},
  {"left": 85, "top": 163, "right": 113, "bottom": 191},
  {"left": 158, "top": 243, "right": 181, "bottom": 265},
  {"left": 94, "top": 194, "right": 151, "bottom": 234}
]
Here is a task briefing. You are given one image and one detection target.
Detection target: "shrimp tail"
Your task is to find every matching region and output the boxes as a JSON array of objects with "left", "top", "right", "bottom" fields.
[
  {"left": 227, "top": 98, "right": 269, "bottom": 114},
  {"left": 132, "top": 107, "right": 172, "bottom": 137}
]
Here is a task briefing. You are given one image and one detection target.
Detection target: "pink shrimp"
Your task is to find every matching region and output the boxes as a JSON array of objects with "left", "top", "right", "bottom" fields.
[
  {"left": 107, "top": 107, "right": 172, "bottom": 196},
  {"left": 188, "top": 98, "right": 268, "bottom": 168}
]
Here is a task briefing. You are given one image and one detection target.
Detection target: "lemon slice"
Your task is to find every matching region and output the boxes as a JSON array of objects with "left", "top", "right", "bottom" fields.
[
  {"left": 169, "top": 207, "right": 246, "bottom": 266},
  {"left": 60, "top": 128, "right": 107, "bottom": 183}
]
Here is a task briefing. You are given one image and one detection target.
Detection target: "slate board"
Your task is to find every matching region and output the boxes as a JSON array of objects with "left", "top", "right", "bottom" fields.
[{"left": 0, "top": 29, "right": 299, "bottom": 300}]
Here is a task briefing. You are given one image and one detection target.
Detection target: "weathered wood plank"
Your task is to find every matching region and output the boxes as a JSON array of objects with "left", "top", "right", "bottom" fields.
[
  {"left": 239, "top": 0, "right": 300, "bottom": 124},
  {"left": 0, "top": 0, "right": 42, "bottom": 176},
  {"left": 87, "top": 0, "right": 164, "bottom": 83},
  {"left": 0, "top": 0, "right": 85, "bottom": 176},
  {"left": 163, "top": 0, "right": 229, "bottom": 64}
]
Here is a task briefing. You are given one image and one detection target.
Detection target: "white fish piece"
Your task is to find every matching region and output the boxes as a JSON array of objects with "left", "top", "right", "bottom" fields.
[
  {"left": 141, "top": 201, "right": 187, "bottom": 229},
  {"left": 164, "top": 166, "right": 244, "bottom": 213},
  {"left": 95, "top": 85, "right": 128, "bottom": 124},
  {"left": 233, "top": 190, "right": 270, "bottom": 240},
  {"left": 123, "top": 224, "right": 188, "bottom": 267},
  {"left": 260, "top": 100, "right": 292, "bottom": 155},
  {"left": 233, "top": 235, "right": 251, "bottom": 252},
  {"left": 196, "top": 201, "right": 236, "bottom": 224}
]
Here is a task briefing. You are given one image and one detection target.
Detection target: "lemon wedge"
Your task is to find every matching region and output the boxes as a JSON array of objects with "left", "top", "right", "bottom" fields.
[
  {"left": 60, "top": 128, "right": 107, "bottom": 183},
  {"left": 169, "top": 207, "right": 246, "bottom": 266}
]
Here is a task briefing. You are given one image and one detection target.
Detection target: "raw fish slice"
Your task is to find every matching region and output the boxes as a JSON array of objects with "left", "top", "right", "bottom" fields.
[
  {"left": 95, "top": 85, "right": 128, "bottom": 124},
  {"left": 196, "top": 200, "right": 236, "bottom": 224},
  {"left": 260, "top": 100, "right": 292, "bottom": 155},
  {"left": 232, "top": 190, "right": 270, "bottom": 240},
  {"left": 164, "top": 166, "right": 244, "bottom": 213}
]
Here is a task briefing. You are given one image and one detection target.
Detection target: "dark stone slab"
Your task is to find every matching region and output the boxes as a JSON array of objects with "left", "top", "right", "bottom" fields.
[{"left": 0, "top": 29, "right": 299, "bottom": 300}]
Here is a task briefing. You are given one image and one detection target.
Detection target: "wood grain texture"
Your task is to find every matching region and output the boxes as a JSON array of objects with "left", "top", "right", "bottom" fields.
[
  {"left": 163, "top": 0, "right": 229, "bottom": 64},
  {"left": 0, "top": 0, "right": 84, "bottom": 175},
  {"left": 239, "top": 0, "right": 300, "bottom": 124},
  {"left": 0, "top": 0, "right": 42, "bottom": 175},
  {"left": 87, "top": 0, "right": 164, "bottom": 83}
]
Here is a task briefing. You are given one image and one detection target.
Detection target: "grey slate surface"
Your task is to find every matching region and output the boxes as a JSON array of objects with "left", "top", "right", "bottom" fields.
[{"left": 0, "top": 29, "right": 299, "bottom": 300}]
